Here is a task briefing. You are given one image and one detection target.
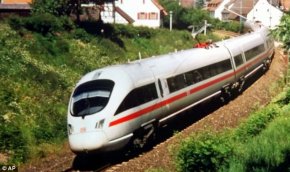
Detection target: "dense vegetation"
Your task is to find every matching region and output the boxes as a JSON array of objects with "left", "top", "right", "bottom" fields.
[
  {"left": 173, "top": 14, "right": 290, "bottom": 172},
  {"left": 174, "top": 91, "right": 290, "bottom": 172},
  {"left": 0, "top": 13, "right": 224, "bottom": 164},
  {"left": 272, "top": 13, "right": 290, "bottom": 51}
]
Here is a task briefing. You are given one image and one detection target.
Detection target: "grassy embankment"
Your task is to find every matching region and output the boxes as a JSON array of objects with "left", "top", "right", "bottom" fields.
[
  {"left": 0, "top": 17, "right": 222, "bottom": 164},
  {"left": 173, "top": 87, "right": 290, "bottom": 171}
]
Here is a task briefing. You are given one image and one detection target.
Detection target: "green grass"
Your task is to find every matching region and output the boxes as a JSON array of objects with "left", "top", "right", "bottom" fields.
[
  {"left": 228, "top": 107, "right": 290, "bottom": 172},
  {"left": 174, "top": 88, "right": 290, "bottom": 172}
]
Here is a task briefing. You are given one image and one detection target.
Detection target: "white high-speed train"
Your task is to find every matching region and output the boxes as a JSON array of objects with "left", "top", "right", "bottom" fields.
[{"left": 67, "top": 24, "right": 274, "bottom": 153}]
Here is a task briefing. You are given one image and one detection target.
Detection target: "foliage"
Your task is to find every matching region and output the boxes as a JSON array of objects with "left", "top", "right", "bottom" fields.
[
  {"left": 228, "top": 111, "right": 290, "bottom": 172},
  {"left": 175, "top": 132, "right": 233, "bottom": 172},
  {"left": 31, "top": 0, "right": 71, "bottom": 16},
  {"left": 213, "top": 20, "right": 242, "bottom": 33},
  {"left": 234, "top": 104, "right": 280, "bottom": 141},
  {"left": 31, "top": 0, "right": 107, "bottom": 23},
  {"left": 174, "top": 97, "right": 288, "bottom": 171},
  {"left": 277, "top": 88, "right": 290, "bottom": 106},
  {"left": 9, "top": 14, "right": 75, "bottom": 35},
  {"left": 159, "top": 0, "right": 212, "bottom": 30},
  {"left": 272, "top": 14, "right": 290, "bottom": 51}
]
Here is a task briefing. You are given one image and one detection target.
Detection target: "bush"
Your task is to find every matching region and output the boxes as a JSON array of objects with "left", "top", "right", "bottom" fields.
[
  {"left": 72, "top": 28, "right": 93, "bottom": 43},
  {"left": 175, "top": 132, "right": 233, "bottom": 172},
  {"left": 228, "top": 113, "right": 290, "bottom": 172},
  {"left": 234, "top": 104, "right": 280, "bottom": 141},
  {"left": 0, "top": 123, "right": 29, "bottom": 163},
  {"left": 9, "top": 14, "right": 75, "bottom": 35},
  {"left": 214, "top": 20, "right": 242, "bottom": 33},
  {"left": 278, "top": 88, "right": 290, "bottom": 105}
]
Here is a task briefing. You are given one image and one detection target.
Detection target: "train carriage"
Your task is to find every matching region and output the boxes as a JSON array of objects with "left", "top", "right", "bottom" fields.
[{"left": 67, "top": 24, "right": 274, "bottom": 153}]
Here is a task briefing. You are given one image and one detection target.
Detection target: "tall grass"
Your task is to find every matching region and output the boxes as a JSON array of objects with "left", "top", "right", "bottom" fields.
[
  {"left": 174, "top": 91, "right": 290, "bottom": 172},
  {"left": 228, "top": 108, "right": 290, "bottom": 172}
]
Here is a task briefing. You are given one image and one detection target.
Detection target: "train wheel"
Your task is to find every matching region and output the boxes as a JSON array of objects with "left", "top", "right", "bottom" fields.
[
  {"left": 132, "top": 123, "right": 157, "bottom": 150},
  {"left": 263, "top": 58, "right": 272, "bottom": 71},
  {"left": 220, "top": 85, "right": 232, "bottom": 103}
]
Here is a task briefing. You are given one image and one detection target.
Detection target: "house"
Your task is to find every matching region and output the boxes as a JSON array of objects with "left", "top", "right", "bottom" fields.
[
  {"left": 247, "top": 0, "right": 283, "bottom": 28},
  {"left": 280, "top": 0, "right": 290, "bottom": 11},
  {"left": 101, "top": 0, "right": 168, "bottom": 28},
  {"left": 180, "top": 0, "right": 194, "bottom": 8},
  {"left": 206, "top": 0, "right": 233, "bottom": 20},
  {"left": 0, "top": 0, "right": 31, "bottom": 19}
]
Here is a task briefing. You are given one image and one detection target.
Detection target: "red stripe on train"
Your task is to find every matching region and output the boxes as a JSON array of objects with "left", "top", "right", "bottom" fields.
[{"left": 109, "top": 51, "right": 272, "bottom": 127}]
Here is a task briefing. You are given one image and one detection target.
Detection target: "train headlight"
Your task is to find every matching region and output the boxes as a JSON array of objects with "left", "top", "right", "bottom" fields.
[
  {"left": 68, "top": 124, "right": 73, "bottom": 135},
  {"left": 95, "top": 119, "right": 105, "bottom": 129}
]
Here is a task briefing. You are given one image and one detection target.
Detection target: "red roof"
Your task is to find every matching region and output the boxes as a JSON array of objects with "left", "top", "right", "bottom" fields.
[
  {"left": 1, "top": 0, "right": 31, "bottom": 4},
  {"left": 115, "top": 6, "right": 135, "bottom": 24},
  {"left": 151, "top": 0, "right": 168, "bottom": 15}
]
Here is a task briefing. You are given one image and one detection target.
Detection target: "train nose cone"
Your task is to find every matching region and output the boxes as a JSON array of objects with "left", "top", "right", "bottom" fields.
[{"left": 69, "top": 131, "right": 107, "bottom": 153}]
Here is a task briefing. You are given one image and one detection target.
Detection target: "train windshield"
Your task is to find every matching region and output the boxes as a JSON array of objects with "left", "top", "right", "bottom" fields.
[{"left": 71, "top": 80, "right": 114, "bottom": 117}]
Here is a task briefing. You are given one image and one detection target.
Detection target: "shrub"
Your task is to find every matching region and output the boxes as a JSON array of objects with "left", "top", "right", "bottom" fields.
[
  {"left": 278, "top": 88, "right": 290, "bottom": 105},
  {"left": 113, "top": 24, "right": 156, "bottom": 38},
  {"left": 175, "top": 132, "right": 233, "bottom": 172},
  {"left": 228, "top": 113, "right": 290, "bottom": 172},
  {"left": 234, "top": 104, "right": 280, "bottom": 141},
  {"left": 72, "top": 28, "right": 93, "bottom": 43},
  {"left": 213, "top": 20, "right": 242, "bottom": 33},
  {"left": 9, "top": 14, "right": 75, "bottom": 35},
  {"left": 0, "top": 123, "right": 29, "bottom": 163}
]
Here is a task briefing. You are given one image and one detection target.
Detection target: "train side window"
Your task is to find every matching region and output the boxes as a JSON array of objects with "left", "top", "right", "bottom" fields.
[
  {"left": 245, "top": 44, "right": 265, "bottom": 61},
  {"left": 167, "top": 74, "right": 187, "bottom": 93},
  {"left": 192, "top": 70, "right": 203, "bottom": 83},
  {"left": 184, "top": 72, "right": 194, "bottom": 85},
  {"left": 234, "top": 54, "right": 244, "bottom": 67},
  {"left": 209, "top": 59, "right": 232, "bottom": 76},
  {"left": 115, "top": 83, "right": 158, "bottom": 115},
  {"left": 201, "top": 66, "right": 211, "bottom": 80},
  {"left": 166, "top": 59, "right": 231, "bottom": 94}
]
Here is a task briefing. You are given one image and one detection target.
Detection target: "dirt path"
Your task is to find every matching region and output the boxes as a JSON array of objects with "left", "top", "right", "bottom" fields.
[{"left": 20, "top": 47, "right": 288, "bottom": 172}]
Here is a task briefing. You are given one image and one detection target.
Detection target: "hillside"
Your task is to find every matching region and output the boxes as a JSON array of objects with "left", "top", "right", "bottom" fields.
[{"left": 0, "top": 21, "right": 203, "bottom": 164}]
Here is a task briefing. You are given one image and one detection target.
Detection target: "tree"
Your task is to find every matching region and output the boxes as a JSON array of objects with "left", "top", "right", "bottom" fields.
[
  {"left": 272, "top": 14, "right": 290, "bottom": 52},
  {"left": 158, "top": 0, "right": 211, "bottom": 30},
  {"left": 31, "top": 0, "right": 108, "bottom": 23},
  {"left": 31, "top": 0, "right": 71, "bottom": 16}
]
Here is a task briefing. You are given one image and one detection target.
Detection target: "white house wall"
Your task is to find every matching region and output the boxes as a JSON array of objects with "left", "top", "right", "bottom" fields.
[
  {"left": 247, "top": 0, "right": 283, "bottom": 28},
  {"left": 101, "top": 0, "right": 162, "bottom": 28},
  {"left": 214, "top": 0, "right": 231, "bottom": 20}
]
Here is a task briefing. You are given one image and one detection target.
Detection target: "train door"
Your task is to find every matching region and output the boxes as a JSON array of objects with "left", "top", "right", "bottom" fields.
[{"left": 224, "top": 43, "right": 246, "bottom": 79}]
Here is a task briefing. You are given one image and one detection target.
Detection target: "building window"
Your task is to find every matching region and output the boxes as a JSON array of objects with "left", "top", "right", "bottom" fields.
[
  {"left": 149, "top": 12, "right": 158, "bottom": 20},
  {"left": 138, "top": 12, "right": 147, "bottom": 19}
]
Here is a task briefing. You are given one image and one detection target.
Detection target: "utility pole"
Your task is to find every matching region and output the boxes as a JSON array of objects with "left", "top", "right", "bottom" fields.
[
  {"left": 240, "top": 0, "right": 243, "bottom": 33},
  {"left": 204, "top": 20, "right": 207, "bottom": 35},
  {"left": 170, "top": 11, "right": 173, "bottom": 31},
  {"left": 113, "top": 0, "right": 116, "bottom": 24}
]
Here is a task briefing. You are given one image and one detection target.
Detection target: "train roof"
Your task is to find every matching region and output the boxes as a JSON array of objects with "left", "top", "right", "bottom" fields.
[{"left": 78, "top": 27, "right": 270, "bottom": 87}]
